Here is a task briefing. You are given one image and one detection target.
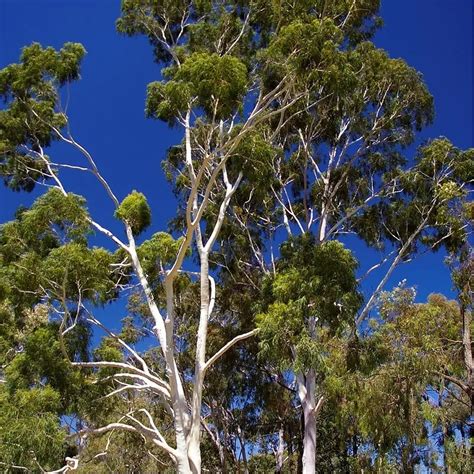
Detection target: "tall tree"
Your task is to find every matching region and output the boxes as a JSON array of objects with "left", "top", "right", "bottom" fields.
[{"left": 0, "top": 1, "right": 472, "bottom": 473}]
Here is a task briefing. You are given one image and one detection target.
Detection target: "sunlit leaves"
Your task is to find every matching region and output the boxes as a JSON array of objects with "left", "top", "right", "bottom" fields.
[
  {"left": 257, "top": 236, "right": 361, "bottom": 371},
  {"left": 0, "top": 42, "right": 86, "bottom": 191},
  {"left": 115, "top": 190, "right": 152, "bottom": 235},
  {"left": 0, "top": 386, "right": 67, "bottom": 471},
  {"left": 147, "top": 53, "right": 248, "bottom": 122}
]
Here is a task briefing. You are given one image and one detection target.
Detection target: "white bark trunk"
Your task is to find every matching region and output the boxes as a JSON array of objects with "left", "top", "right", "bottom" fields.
[
  {"left": 298, "top": 371, "right": 317, "bottom": 474},
  {"left": 276, "top": 423, "right": 285, "bottom": 472},
  {"left": 187, "top": 252, "right": 210, "bottom": 473}
]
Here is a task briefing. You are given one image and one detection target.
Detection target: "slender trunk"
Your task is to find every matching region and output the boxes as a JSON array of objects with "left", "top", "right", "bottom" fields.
[
  {"left": 130, "top": 228, "right": 192, "bottom": 472},
  {"left": 276, "top": 423, "right": 285, "bottom": 472},
  {"left": 439, "top": 380, "right": 451, "bottom": 474},
  {"left": 187, "top": 252, "right": 210, "bottom": 473},
  {"left": 298, "top": 412, "right": 304, "bottom": 474},
  {"left": 164, "top": 279, "right": 192, "bottom": 473},
  {"left": 302, "top": 397, "right": 317, "bottom": 474},
  {"left": 461, "top": 301, "right": 474, "bottom": 403},
  {"left": 216, "top": 433, "right": 226, "bottom": 474},
  {"left": 318, "top": 207, "right": 327, "bottom": 243},
  {"left": 170, "top": 354, "right": 192, "bottom": 473},
  {"left": 297, "top": 229, "right": 326, "bottom": 474},
  {"left": 298, "top": 370, "right": 317, "bottom": 474}
]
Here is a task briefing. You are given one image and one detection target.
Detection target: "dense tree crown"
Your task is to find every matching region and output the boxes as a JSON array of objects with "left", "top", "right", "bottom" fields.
[{"left": 0, "top": 1, "right": 472, "bottom": 473}]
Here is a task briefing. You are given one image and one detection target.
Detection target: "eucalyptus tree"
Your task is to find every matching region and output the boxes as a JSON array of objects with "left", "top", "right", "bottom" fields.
[
  {"left": 0, "top": 30, "right": 253, "bottom": 474},
  {"left": 0, "top": 0, "right": 343, "bottom": 471},
  {"left": 1, "top": 2, "right": 472, "bottom": 473},
  {"left": 196, "top": 5, "right": 473, "bottom": 474},
  {"left": 116, "top": 1, "right": 472, "bottom": 472},
  {"left": 362, "top": 288, "right": 472, "bottom": 472}
]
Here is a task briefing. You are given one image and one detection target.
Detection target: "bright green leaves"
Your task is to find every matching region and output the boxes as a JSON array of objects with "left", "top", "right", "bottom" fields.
[
  {"left": 413, "top": 138, "right": 473, "bottom": 186},
  {"left": 115, "top": 190, "right": 151, "bottom": 235},
  {"left": 146, "top": 81, "right": 192, "bottom": 124},
  {"left": 0, "top": 188, "right": 91, "bottom": 308},
  {"left": 146, "top": 53, "right": 248, "bottom": 123},
  {"left": 41, "top": 244, "right": 117, "bottom": 304},
  {"left": 257, "top": 236, "right": 361, "bottom": 371},
  {"left": 94, "top": 337, "right": 124, "bottom": 363},
  {"left": 260, "top": 18, "right": 342, "bottom": 87},
  {"left": 0, "top": 386, "right": 67, "bottom": 472},
  {"left": 20, "top": 187, "right": 89, "bottom": 241},
  {"left": 0, "top": 42, "right": 86, "bottom": 94},
  {"left": 0, "top": 42, "right": 86, "bottom": 191},
  {"left": 277, "top": 237, "right": 361, "bottom": 325},
  {"left": 0, "top": 188, "right": 89, "bottom": 263},
  {"left": 138, "top": 232, "right": 186, "bottom": 274},
  {"left": 0, "top": 189, "right": 118, "bottom": 311},
  {"left": 14, "top": 385, "right": 62, "bottom": 414},
  {"left": 5, "top": 322, "right": 89, "bottom": 406}
]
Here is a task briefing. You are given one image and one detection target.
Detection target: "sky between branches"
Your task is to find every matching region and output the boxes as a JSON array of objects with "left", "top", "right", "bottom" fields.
[{"left": 0, "top": 0, "right": 472, "bottom": 312}]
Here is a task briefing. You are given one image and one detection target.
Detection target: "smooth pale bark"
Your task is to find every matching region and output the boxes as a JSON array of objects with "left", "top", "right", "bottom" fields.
[
  {"left": 276, "top": 423, "right": 285, "bottom": 472},
  {"left": 129, "top": 227, "right": 192, "bottom": 473},
  {"left": 461, "top": 300, "right": 474, "bottom": 401},
  {"left": 187, "top": 252, "right": 210, "bottom": 473},
  {"left": 461, "top": 296, "right": 474, "bottom": 459},
  {"left": 297, "top": 371, "right": 317, "bottom": 474},
  {"left": 297, "top": 225, "right": 328, "bottom": 474}
]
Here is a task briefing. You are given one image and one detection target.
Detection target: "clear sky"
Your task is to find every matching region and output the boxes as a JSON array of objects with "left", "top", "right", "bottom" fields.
[{"left": 0, "top": 0, "right": 472, "bottom": 312}]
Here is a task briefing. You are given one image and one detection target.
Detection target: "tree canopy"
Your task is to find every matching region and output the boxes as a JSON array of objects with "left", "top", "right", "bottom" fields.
[{"left": 0, "top": 1, "right": 472, "bottom": 473}]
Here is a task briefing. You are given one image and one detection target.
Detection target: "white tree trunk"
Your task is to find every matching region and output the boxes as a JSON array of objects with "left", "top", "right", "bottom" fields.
[
  {"left": 298, "top": 371, "right": 317, "bottom": 474},
  {"left": 276, "top": 423, "right": 285, "bottom": 472},
  {"left": 187, "top": 251, "right": 210, "bottom": 473}
]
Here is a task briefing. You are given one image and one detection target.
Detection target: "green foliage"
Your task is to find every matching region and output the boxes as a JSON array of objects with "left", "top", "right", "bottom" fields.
[
  {"left": 76, "top": 430, "right": 169, "bottom": 473},
  {"left": 146, "top": 53, "right": 248, "bottom": 122},
  {"left": 138, "top": 231, "right": 187, "bottom": 279},
  {"left": 5, "top": 323, "right": 87, "bottom": 405},
  {"left": 94, "top": 337, "right": 123, "bottom": 363},
  {"left": 0, "top": 386, "right": 67, "bottom": 472},
  {"left": 0, "top": 1, "right": 470, "bottom": 472},
  {"left": 115, "top": 190, "right": 151, "bottom": 235},
  {"left": 321, "top": 289, "right": 466, "bottom": 470},
  {"left": 41, "top": 243, "right": 116, "bottom": 303},
  {"left": 0, "top": 189, "right": 118, "bottom": 310},
  {"left": 118, "top": 0, "right": 381, "bottom": 66},
  {"left": 0, "top": 42, "right": 85, "bottom": 191},
  {"left": 1, "top": 188, "right": 89, "bottom": 258},
  {"left": 260, "top": 18, "right": 343, "bottom": 87},
  {"left": 257, "top": 236, "right": 361, "bottom": 370}
]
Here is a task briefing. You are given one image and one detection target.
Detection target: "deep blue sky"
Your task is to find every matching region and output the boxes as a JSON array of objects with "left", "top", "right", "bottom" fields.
[{"left": 0, "top": 0, "right": 472, "bottom": 310}]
